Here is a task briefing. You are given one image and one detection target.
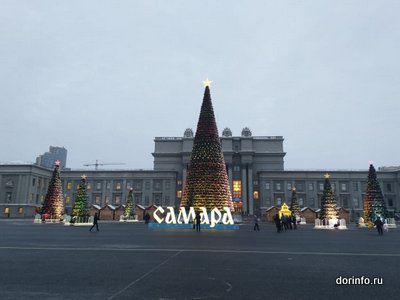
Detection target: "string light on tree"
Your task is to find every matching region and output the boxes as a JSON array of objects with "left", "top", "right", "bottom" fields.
[
  {"left": 181, "top": 79, "right": 233, "bottom": 211},
  {"left": 71, "top": 174, "right": 89, "bottom": 221},
  {"left": 41, "top": 160, "right": 64, "bottom": 220},
  {"left": 319, "top": 173, "right": 338, "bottom": 220},
  {"left": 363, "top": 162, "right": 388, "bottom": 221}
]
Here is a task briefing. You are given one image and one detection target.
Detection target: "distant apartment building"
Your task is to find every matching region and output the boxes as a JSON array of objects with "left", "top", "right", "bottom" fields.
[{"left": 35, "top": 146, "right": 67, "bottom": 169}]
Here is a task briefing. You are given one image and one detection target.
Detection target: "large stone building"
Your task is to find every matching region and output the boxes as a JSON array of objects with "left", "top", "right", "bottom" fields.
[{"left": 1, "top": 129, "right": 399, "bottom": 219}]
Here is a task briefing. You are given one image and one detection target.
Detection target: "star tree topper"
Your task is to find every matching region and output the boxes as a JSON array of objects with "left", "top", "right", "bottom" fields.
[{"left": 202, "top": 78, "right": 212, "bottom": 88}]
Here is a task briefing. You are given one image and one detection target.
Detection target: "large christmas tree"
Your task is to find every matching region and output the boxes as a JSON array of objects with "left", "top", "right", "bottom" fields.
[
  {"left": 289, "top": 187, "right": 300, "bottom": 217},
  {"left": 124, "top": 188, "right": 134, "bottom": 219},
  {"left": 363, "top": 163, "right": 388, "bottom": 221},
  {"left": 71, "top": 175, "right": 89, "bottom": 220},
  {"left": 41, "top": 160, "right": 64, "bottom": 219},
  {"left": 319, "top": 173, "right": 338, "bottom": 220},
  {"left": 181, "top": 79, "right": 233, "bottom": 211}
]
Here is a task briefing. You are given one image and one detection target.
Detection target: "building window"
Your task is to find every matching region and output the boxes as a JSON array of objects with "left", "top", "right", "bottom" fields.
[
  {"left": 18, "top": 207, "right": 23, "bottom": 214},
  {"left": 67, "top": 182, "right": 72, "bottom": 190},
  {"left": 342, "top": 196, "right": 349, "bottom": 208},
  {"left": 105, "top": 196, "right": 110, "bottom": 204},
  {"left": 134, "top": 194, "right": 141, "bottom": 204},
  {"left": 388, "top": 199, "right": 393, "bottom": 207},
  {"left": 165, "top": 195, "right": 170, "bottom": 205},
  {"left": 145, "top": 196, "right": 150, "bottom": 206},
  {"left": 319, "top": 183, "right": 324, "bottom": 191},
  {"left": 4, "top": 207, "right": 9, "bottom": 214},
  {"left": 155, "top": 182, "right": 161, "bottom": 190},
  {"left": 353, "top": 198, "right": 359, "bottom": 208},
  {"left": 87, "top": 183, "right": 91, "bottom": 190},
  {"left": 233, "top": 165, "right": 240, "bottom": 172},
  {"left": 308, "top": 183, "right": 314, "bottom": 191},
  {"left": 114, "top": 195, "right": 121, "bottom": 205},
  {"left": 353, "top": 182, "right": 358, "bottom": 191},
  {"left": 265, "top": 182, "right": 270, "bottom": 190},
  {"left": 145, "top": 181, "right": 150, "bottom": 190},
  {"left": 66, "top": 196, "right": 70, "bottom": 205},
  {"left": 276, "top": 183, "right": 281, "bottom": 191},
  {"left": 115, "top": 182, "right": 121, "bottom": 190},
  {"left": 177, "top": 180, "right": 182, "bottom": 185},
  {"left": 296, "top": 183, "right": 304, "bottom": 191},
  {"left": 177, "top": 190, "right": 182, "bottom": 198},
  {"left": 341, "top": 183, "right": 347, "bottom": 192},
  {"left": 95, "top": 196, "right": 101, "bottom": 205},
  {"left": 29, "top": 193, "right": 34, "bottom": 202},
  {"left": 166, "top": 181, "right": 170, "bottom": 190},
  {"left": 299, "top": 198, "right": 304, "bottom": 206},
  {"left": 233, "top": 180, "right": 241, "bottom": 198},
  {"left": 253, "top": 180, "right": 258, "bottom": 186},
  {"left": 386, "top": 183, "right": 392, "bottom": 192},
  {"left": 253, "top": 191, "right": 259, "bottom": 200},
  {"left": 154, "top": 194, "right": 161, "bottom": 205},
  {"left": 38, "top": 178, "right": 42, "bottom": 188},
  {"left": 309, "top": 198, "right": 315, "bottom": 207},
  {"left": 96, "top": 182, "right": 102, "bottom": 190},
  {"left": 276, "top": 197, "right": 282, "bottom": 205},
  {"left": 287, "top": 183, "right": 292, "bottom": 191},
  {"left": 32, "top": 178, "right": 36, "bottom": 187}
]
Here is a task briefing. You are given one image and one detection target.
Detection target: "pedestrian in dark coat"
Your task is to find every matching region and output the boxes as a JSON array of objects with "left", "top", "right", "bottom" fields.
[
  {"left": 144, "top": 212, "right": 150, "bottom": 224},
  {"left": 374, "top": 217, "right": 384, "bottom": 235},
  {"left": 195, "top": 211, "right": 201, "bottom": 232},
  {"left": 274, "top": 214, "right": 281, "bottom": 233},
  {"left": 89, "top": 213, "right": 99, "bottom": 232},
  {"left": 254, "top": 215, "right": 260, "bottom": 231}
]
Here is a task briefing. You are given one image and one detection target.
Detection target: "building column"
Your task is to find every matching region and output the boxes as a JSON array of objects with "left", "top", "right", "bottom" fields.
[
  {"left": 248, "top": 166, "right": 253, "bottom": 215},
  {"left": 241, "top": 166, "right": 248, "bottom": 214},
  {"left": 182, "top": 165, "right": 187, "bottom": 185},
  {"left": 228, "top": 164, "right": 233, "bottom": 196}
]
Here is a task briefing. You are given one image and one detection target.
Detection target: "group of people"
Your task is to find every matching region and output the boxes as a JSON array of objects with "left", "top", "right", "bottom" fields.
[{"left": 273, "top": 213, "right": 298, "bottom": 233}]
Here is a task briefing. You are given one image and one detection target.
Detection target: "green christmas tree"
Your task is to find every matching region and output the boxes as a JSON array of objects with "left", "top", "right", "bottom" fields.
[
  {"left": 289, "top": 187, "right": 300, "bottom": 217},
  {"left": 181, "top": 80, "right": 233, "bottom": 211},
  {"left": 124, "top": 188, "right": 134, "bottom": 219},
  {"left": 71, "top": 175, "right": 89, "bottom": 221},
  {"left": 363, "top": 163, "right": 388, "bottom": 222},
  {"left": 319, "top": 173, "right": 338, "bottom": 220},
  {"left": 41, "top": 160, "right": 64, "bottom": 219}
]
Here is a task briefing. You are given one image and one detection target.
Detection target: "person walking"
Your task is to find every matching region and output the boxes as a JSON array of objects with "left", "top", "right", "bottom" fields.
[
  {"left": 195, "top": 211, "right": 201, "bottom": 232},
  {"left": 374, "top": 217, "right": 384, "bottom": 235},
  {"left": 89, "top": 212, "right": 99, "bottom": 232},
  {"left": 274, "top": 213, "right": 281, "bottom": 233},
  {"left": 253, "top": 215, "right": 260, "bottom": 231}
]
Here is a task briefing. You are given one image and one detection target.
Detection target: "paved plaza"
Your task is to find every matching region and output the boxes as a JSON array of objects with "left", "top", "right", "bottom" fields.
[{"left": 0, "top": 220, "right": 399, "bottom": 300}]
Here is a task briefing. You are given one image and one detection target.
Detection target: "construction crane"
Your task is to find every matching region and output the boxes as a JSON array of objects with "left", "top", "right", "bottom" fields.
[{"left": 83, "top": 160, "right": 126, "bottom": 170}]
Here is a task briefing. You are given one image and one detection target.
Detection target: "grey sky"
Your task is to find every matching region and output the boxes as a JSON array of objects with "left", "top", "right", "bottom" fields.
[{"left": 1, "top": 1, "right": 399, "bottom": 170}]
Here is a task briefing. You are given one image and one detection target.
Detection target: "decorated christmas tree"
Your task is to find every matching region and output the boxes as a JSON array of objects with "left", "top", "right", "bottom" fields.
[
  {"left": 124, "top": 188, "right": 134, "bottom": 219},
  {"left": 289, "top": 187, "right": 300, "bottom": 217},
  {"left": 71, "top": 175, "right": 89, "bottom": 221},
  {"left": 41, "top": 160, "right": 64, "bottom": 219},
  {"left": 319, "top": 173, "right": 338, "bottom": 220},
  {"left": 363, "top": 163, "right": 388, "bottom": 221},
  {"left": 181, "top": 79, "right": 233, "bottom": 211}
]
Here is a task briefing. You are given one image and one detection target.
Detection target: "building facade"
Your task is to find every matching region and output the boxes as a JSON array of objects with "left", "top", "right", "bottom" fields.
[{"left": 1, "top": 129, "right": 399, "bottom": 219}]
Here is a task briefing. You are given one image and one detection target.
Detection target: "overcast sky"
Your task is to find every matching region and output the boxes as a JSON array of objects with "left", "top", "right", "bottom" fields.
[{"left": 1, "top": 1, "right": 399, "bottom": 171}]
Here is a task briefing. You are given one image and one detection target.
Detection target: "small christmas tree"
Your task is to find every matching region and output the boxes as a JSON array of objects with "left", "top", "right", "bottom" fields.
[
  {"left": 363, "top": 163, "right": 388, "bottom": 222},
  {"left": 124, "top": 188, "right": 134, "bottom": 219},
  {"left": 71, "top": 175, "right": 89, "bottom": 222},
  {"left": 319, "top": 173, "right": 338, "bottom": 220},
  {"left": 41, "top": 160, "right": 64, "bottom": 219},
  {"left": 289, "top": 187, "right": 300, "bottom": 217}
]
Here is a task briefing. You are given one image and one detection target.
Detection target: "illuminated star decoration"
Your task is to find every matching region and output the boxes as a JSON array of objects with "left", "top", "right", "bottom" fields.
[
  {"left": 81, "top": 174, "right": 87, "bottom": 180},
  {"left": 55, "top": 160, "right": 61, "bottom": 166},
  {"left": 324, "top": 173, "right": 331, "bottom": 179},
  {"left": 368, "top": 160, "right": 374, "bottom": 166},
  {"left": 202, "top": 78, "right": 212, "bottom": 88},
  {"left": 292, "top": 187, "right": 296, "bottom": 191}
]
